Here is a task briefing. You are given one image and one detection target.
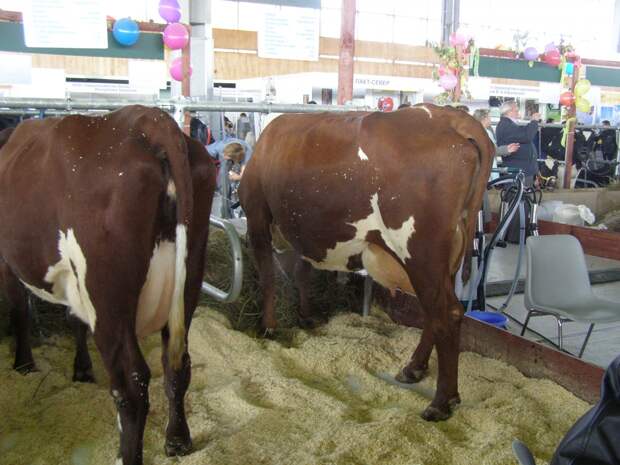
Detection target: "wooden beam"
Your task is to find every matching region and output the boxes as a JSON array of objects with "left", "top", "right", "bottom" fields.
[
  {"left": 563, "top": 68, "right": 579, "bottom": 188},
  {"left": 337, "top": 0, "right": 356, "bottom": 104}
]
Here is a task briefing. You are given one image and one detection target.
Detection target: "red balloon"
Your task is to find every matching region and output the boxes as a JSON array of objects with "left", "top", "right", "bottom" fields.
[
  {"left": 544, "top": 50, "right": 562, "bottom": 67},
  {"left": 559, "top": 91, "right": 575, "bottom": 107},
  {"left": 378, "top": 97, "right": 394, "bottom": 112}
]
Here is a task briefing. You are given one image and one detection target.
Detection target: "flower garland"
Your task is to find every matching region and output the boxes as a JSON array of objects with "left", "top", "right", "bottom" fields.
[{"left": 432, "top": 35, "right": 475, "bottom": 104}]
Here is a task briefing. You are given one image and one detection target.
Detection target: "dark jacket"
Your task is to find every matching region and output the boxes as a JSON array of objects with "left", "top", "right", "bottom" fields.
[
  {"left": 496, "top": 116, "right": 539, "bottom": 176},
  {"left": 551, "top": 354, "right": 620, "bottom": 465}
]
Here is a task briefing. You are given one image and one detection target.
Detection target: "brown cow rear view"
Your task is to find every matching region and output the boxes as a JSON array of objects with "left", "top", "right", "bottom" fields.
[
  {"left": 239, "top": 104, "right": 493, "bottom": 421},
  {"left": 0, "top": 106, "right": 216, "bottom": 464}
]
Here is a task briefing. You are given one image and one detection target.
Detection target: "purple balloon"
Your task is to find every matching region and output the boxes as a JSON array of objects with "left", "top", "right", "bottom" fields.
[
  {"left": 170, "top": 57, "right": 192, "bottom": 81},
  {"left": 439, "top": 73, "right": 458, "bottom": 91},
  {"left": 544, "top": 42, "right": 557, "bottom": 53},
  {"left": 523, "top": 47, "right": 538, "bottom": 61},
  {"left": 159, "top": 0, "right": 181, "bottom": 23},
  {"left": 163, "top": 22, "right": 189, "bottom": 50}
]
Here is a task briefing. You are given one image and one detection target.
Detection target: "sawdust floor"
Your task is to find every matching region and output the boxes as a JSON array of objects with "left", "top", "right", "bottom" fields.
[{"left": 0, "top": 308, "right": 589, "bottom": 465}]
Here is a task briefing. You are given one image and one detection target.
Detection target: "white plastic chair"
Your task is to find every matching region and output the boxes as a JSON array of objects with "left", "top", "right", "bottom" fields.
[{"left": 523, "top": 235, "right": 620, "bottom": 358}]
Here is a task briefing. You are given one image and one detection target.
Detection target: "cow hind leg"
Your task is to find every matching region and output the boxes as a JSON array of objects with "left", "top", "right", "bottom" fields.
[
  {"left": 1, "top": 264, "right": 36, "bottom": 373},
  {"left": 409, "top": 269, "right": 462, "bottom": 422},
  {"left": 396, "top": 318, "right": 433, "bottom": 383},
  {"left": 161, "top": 326, "right": 193, "bottom": 457},
  {"left": 294, "top": 256, "right": 323, "bottom": 329},
  {"left": 67, "top": 312, "right": 95, "bottom": 383},
  {"left": 95, "top": 327, "right": 150, "bottom": 465},
  {"left": 246, "top": 205, "right": 277, "bottom": 336}
]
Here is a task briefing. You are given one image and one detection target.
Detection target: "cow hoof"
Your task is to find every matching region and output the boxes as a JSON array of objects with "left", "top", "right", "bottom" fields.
[
  {"left": 14, "top": 361, "right": 37, "bottom": 375},
  {"left": 395, "top": 367, "right": 426, "bottom": 384},
  {"left": 421, "top": 406, "right": 452, "bottom": 422},
  {"left": 165, "top": 438, "right": 193, "bottom": 457},
  {"left": 73, "top": 368, "right": 95, "bottom": 384}
]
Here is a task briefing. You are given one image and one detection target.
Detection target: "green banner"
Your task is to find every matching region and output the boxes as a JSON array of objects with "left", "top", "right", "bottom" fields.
[
  {"left": 472, "top": 56, "right": 561, "bottom": 83},
  {"left": 0, "top": 22, "right": 164, "bottom": 60}
]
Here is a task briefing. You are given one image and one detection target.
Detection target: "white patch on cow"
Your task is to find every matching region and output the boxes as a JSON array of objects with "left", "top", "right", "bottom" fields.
[
  {"left": 357, "top": 147, "right": 369, "bottom": 161},
  {"left": 22, "top": 229, "right": 97, "bottom": 332},
  {"left": 303, "top": 193, "right": 416, "bottom": 271},
  {"left": 166, "top": 180, "right": 177, "bottom": 199},
  {"left": 544, "top": 158, "right": 555, "bottom": 170},
  {"left": 117, "top": 413, "right": 123, "bottom": 433},
  {"left": 136, "top": 241, "right": 176, "bottom": 338},
  {"left": 413, "top": 105, "right": 433, "bottom": 119}
]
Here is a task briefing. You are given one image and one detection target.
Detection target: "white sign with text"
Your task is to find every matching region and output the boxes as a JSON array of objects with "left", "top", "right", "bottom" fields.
[
  {"left": 258, "top": 6, "right": 319, "bottom": 61},
  {"left": 22, "top": 0, "right": 108, "bottom": 49}
]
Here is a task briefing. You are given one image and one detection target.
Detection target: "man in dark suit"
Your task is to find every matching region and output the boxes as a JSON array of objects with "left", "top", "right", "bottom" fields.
[
  {"left": 496, "top": 100, "right": 541, "bottom": 187},
  {"left": 496, "top": 101, "right": 540, "bottom": 242}
]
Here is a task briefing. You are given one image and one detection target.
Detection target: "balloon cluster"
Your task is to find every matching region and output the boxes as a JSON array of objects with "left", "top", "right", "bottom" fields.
[
  {"left": 558, "top": 81, "right": 591, "bottom": 111},
  {"left": 437, "top": 31, "right": 470, "bottom": 92},
  {"left": 158, "top": 0, "right": 192, "bottom": 82}
]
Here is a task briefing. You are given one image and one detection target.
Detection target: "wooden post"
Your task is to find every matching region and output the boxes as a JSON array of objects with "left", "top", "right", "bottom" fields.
[
  {"left": 563, "top": 67, "right": 579, "bottom": 188},
  {"left": 181, "top": 39, "right": 192, "bottom": 135},
  {"left": 454, "top": 44, "right": 463, "bottom": 102},
  {"left": 337, "top": 0, "right": 356, "bottom": 105}
]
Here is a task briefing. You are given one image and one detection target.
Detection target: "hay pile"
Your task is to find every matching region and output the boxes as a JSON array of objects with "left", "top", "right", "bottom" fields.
[
  {"left": 0, "top": 308, "right": 590, "bottom": 465},
  {"left": 597, "top": 209, "right": 620, "bottom": 232},
  {"left": 0, "top": 229, "right": 592, "bottom": 465},
  {"left": 202, "top": 229, "right": 364, "bottom": 332}
]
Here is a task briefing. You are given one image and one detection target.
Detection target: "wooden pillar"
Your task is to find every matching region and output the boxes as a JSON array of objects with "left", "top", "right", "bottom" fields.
[
  {"left": 454, "top": 44, "right": 463, "bottom": 102},
  {"left": 563, "top": 67, "right": 579, "bottom": 188},
  {"left": 337, "top": 0, "right": 356, "bottom": 105},
  {"left": 181, "top": 35, "right": 192, "bottom": 135}
]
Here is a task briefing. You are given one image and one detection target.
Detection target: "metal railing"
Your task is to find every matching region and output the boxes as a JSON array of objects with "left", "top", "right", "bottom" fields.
[
  {"left": 0, "top": 97, "right": 368, "bottom": 114},
  {"left": 201, "top": 216, "right": 244, "bottom": 303}
]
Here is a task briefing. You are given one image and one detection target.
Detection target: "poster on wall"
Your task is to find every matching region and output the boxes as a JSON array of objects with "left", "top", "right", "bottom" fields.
[
  {"left": 258, "top": 6, "right": 319, "bottom": 61},
  {"left": 22, "top": 0, "right": 108, "bottom": 49}
]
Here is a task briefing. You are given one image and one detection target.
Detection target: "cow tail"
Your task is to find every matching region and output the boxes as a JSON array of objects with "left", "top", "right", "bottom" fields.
[
  {"left": 451, "top": 119, "right": 494, "bottom": 289},
  {"left": 139, "top": 109, "right": 193, "bottom": 370}
]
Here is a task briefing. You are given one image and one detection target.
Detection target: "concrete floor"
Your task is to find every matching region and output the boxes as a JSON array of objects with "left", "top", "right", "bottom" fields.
[{"left": 485, "top": 242, "right": 620, "bottom": 369}]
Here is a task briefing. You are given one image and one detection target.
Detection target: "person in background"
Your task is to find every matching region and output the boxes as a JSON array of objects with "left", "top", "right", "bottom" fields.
[
  {"left": 222, "top": 142, "right": 246, "bottom": 215},
  {"left": 237, "top": 112, "right": 252, "bottom": 140},
  {"left": 496, "top": 101, "right": 540, "bottom": 243},
  {"left": 595, "top": 120, "right": 618, "bottom": 161},
  {"left": 473, "top": 109, "right": 520, "bottom": 225},
  {"left": 473, "top": 108, "right": 520, "bottom": 180},
  {"left": 496, "top": 101, "right": 540, "bottom": 186}
]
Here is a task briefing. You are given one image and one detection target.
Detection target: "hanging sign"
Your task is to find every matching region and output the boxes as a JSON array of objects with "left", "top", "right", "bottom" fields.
[
  {"left": 22, "top": 0, "right": 108, "bottom": 49},
  {"left": 258, "top": 6, "right": 319, "bottom": 61}
]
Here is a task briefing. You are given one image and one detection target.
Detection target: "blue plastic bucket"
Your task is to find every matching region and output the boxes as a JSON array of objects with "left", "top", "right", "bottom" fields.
[{"left": 465, "top": 311, "right": 508, "bottom": 329}]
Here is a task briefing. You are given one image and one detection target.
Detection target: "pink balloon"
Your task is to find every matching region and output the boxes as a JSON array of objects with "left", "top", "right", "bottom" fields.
[
  {"left": 439, "top": 73, "right": 458, "bottom": 91},
  {"left": 449, "top": 31, "right": 468, "bottom": 47},
  {"left": 163, "top": 23, "right": 189, "bottom": 50},
  {"left": 159, "top": 0, "right": 181, "bottom": 23},
  {"left": 170, "top": 57, "right": 192, "bottom": 81}
]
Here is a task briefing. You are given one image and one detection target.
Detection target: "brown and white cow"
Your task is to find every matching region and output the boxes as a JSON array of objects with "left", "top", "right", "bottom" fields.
[
  {"left": 0, "top": 106, "right": 216, "bottom": 464},
  {"left": 239, "top": 104, "right": 493, "bottom": 421}
]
